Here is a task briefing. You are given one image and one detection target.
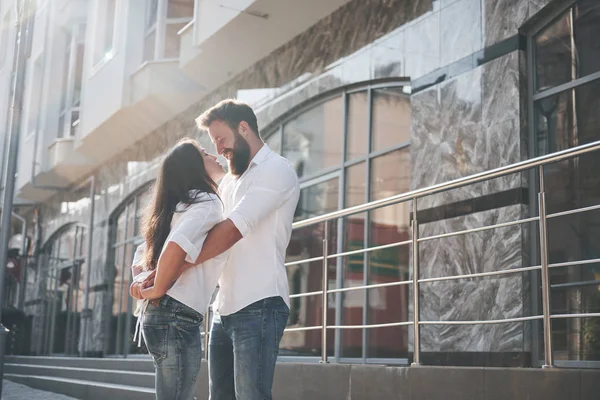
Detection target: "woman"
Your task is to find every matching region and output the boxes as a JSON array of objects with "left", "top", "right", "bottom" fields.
[{"left": 129, "top": 138, "right": 226, "bottom": 400}]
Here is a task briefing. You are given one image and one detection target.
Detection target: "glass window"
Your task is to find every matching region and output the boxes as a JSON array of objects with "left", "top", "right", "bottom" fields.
[
  {"left": 346, "top": 92, "right": 368, "bottom": 160},
  {"left": 109, "top": 187, "right": 151, "bottom": 356},
  {"left": 59, "top": 26, "right": 86, "bottom": 138},
  {"left": 143, "top": 0, "right": 193, "bottom": 62},
  {"left": 39, "top": 225, "right": 86, "bottom": 355},
  {"left": 367, "top": 149, "right": 410, "bottom": 359},
  {"left": 27, "top": 56, "right": 44, "bottom": 137},
  {"left": 265, "top": 129, "right": 282, "bottom": 154},
  {"left": 283, "top": 96, "right": 344, "bottom": 178},
  {"left": 167, "top": 0, "right": 194, "bottom": 18},
  {"left": 265, "top": 82, "right": 410, "bottom": 362},
  {"left": 93, "top": 0, "right": 117, "bottom": 66},
  {"left": 532, "top": 0, "right": 600, "bottom": 363},
  {"left": 284, "top": 177, "right": 339, "bottom": 358},
  {"left": 534, "top": 0, "right": 600, "bottom": 92},
  {"left": 371, "top": 88, "right": 411, "bottom": 152},
  {"left": 165, "top": 22, "right": 186, "bottom": 58},
  {"left": 0, "top": 11, "right": 10, "bottom": 70}
]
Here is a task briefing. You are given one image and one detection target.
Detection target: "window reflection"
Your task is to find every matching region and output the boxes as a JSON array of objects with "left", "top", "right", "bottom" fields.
[
  {"left": 535, "top": 0, "right": 600, "bottom": 92},
  {"left": 534, "top": 0, "right": 600, "bottom": 362},
  {"left": 283, "top": 97, "right": 343, "bottom": 178},
  {"left": 346, "top": 92, "right": 368, "bottom": 160},
  {"left": 367, "top": 149, "right": 410, "bottom": 358},
  {"left": 284, "top": 178, "right": 339, "bottom": 357},
  {"left": 371, "top": 88, "right": 411, "bottom": 152},
  {"left": 39, "top": 225, "right": 86, "bottom": 355},
  {"left": 267, "top": 83, "right": 411, "bottom": 360},
  {"left": 109, "top": 188, "right": 151, "bottom": 356}
]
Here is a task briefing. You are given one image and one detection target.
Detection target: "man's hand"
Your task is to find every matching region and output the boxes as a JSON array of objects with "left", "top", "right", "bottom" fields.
[
  {"left": 142, "top": 270, "right": 156, "bottom": 289},
  {"left": 141, "top": 285, "right": 165, "bottom": 300}
]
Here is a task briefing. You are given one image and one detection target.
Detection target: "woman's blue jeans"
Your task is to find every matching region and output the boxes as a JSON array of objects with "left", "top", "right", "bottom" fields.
[{"left": 143, "top": 295, "right": 203, "bottom": 400}]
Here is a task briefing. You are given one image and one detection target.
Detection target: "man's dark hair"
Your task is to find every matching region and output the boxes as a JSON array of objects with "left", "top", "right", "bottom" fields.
[{"left": 197, "top": 99, "right": 260, "bottom": 137}]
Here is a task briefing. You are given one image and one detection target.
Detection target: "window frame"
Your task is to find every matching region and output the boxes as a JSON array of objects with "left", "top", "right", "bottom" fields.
[
  {"left": 143, "top": 0, "right": 194, "bottom": 62},
  {"left": 0, "top": 7, "right": 13, "bottom": 72},
  {"left": 262, "top": 80, "right": 412, "bottom": 364},
  {"left": 525, "top": 0, "right": 600, "bottom": 369},
  {"left": 107, "top": 183, "right": 153, "bottom": 357},
  {"left": 90, "top": 0, "right": 119, "bottom": 74},
  {"left": 58, "top": 24, "right": 86, "bottom": 139}
]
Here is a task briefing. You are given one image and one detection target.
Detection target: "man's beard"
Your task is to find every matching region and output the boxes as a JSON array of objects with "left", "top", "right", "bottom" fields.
[{"left": 224, "top": 131, "right": 251, "bottom": 176}]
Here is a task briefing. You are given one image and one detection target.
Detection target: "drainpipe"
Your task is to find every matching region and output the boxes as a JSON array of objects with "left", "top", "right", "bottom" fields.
[
  {"left": 80, "top": 175, "right": 95, "bottom": 356},
  {"left": 10, "top": 212, "right": 28, "bottom": 311},
  {"left": 0, "top": 1, "right": 32, "bottom": 396}
]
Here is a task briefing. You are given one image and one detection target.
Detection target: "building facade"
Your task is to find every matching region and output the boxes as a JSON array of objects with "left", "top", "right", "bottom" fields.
[{"left": 1, "top": 0, "right": 599, "bottom": 367}]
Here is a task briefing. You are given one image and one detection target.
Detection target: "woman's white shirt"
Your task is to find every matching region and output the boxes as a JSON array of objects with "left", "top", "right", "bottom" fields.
[
  {"left": 163, "top": 192, "right": 226, "bottom": 314},
  {"left": 132, "top": 191, "right": 227, "bottom": 316}
]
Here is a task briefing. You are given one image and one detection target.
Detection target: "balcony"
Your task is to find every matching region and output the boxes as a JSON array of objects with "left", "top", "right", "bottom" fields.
[
  {"left": 16, "top": 137, "right": 93, "bottom": 203},
  {"left": 178, "top": 0, "right": 352, "bottom": 90},
  {"left": 74, "top": 0, "right": 203, "bottom": 168},
  {"left": 75, "top": 59, "right": 205, "bottom": 164}
]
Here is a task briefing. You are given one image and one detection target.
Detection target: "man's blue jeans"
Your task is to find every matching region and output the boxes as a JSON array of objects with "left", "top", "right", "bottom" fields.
[
  {"left": 209, "top": 296, "right": 290, "bottom": 400},
  {"left": 143, "top": 295, "right": 203, "bottom": 400}
]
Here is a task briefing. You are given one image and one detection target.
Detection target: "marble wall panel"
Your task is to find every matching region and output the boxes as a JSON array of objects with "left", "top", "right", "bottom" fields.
[
  {"left": 371, "top": 30, "right": 405, "bottom": 79},
  {"left": 440, "top": 0, "right": 483, "bottom": 66},
  {"left": 485, "top": 0, "right": 530, "bottom": 47},
  {"left": 482, "top": 51, "right": 520, "bottom": 125},
  {"left": 411, "top": 52, "right": 524, "bottom": 211},
  {"left": 404, "top": 11, "right": 441, "bottom": 79},
  {"left": 529, "top": 0, "right": 553, "bottom": 16},
  {"left": 410, "top": 204, "right": 528, "bottom": 352}
]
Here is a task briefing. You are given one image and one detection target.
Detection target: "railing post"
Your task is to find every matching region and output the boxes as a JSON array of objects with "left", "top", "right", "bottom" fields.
[
  {"left": 411, "top": 198, "right": 420, "bottom": 366},
  {"left": 538, "top": 166, "right": 554, "bottom": 368},
  {"left": 321, "top": 220, "right": 329, "bottom": 363},
  {"left": 204, "top": 306, "right": 210, "bottom": 360}
]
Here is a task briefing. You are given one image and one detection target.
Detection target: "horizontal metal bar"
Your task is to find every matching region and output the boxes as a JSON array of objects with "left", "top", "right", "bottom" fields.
[
  {"left": 284, "top": 326, "right": 322, "bottom": 332},
  {"left": 328, "top": 280, "right": 412, "bottom": 294},
  {"left": 533, "top": 70, "right": 600, "bottom": 101},
  {"left": 418, "top": 265, "right": 542, "bottom": 284},
  {"left": 551, "top": 313, "right": 600, "bottom": 319},
  {"left": 327, "top": 321, "right": 413, "bottom": 329},
  {"left": 292, "top": 140, "right": 600, "bottom": 229},
  {"left": 285, "top": 256, "right": 324, "bottom": 267},
  {"left": 419, "top": 315, "right": 543, "bottom": 325},
  {"left": 327, "top": 239, "right": 412, "bottom": 260},
  {"left": 551, "top": 280, "right": 600, "bottom": 290},
  {"left": 418, "top": 217, "right": 539, "bottom": 243},
  {"left": 547, "top": 204, "right": 600, "bottom": 219},
  {"left": 549, "top": 258, "right": 600, "bottom": 269},
  {"left": 289, "top": 290, "right": 323, "bottom": 299}
]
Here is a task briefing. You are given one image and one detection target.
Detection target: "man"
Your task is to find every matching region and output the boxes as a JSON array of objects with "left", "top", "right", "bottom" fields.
[{"left": 147, "top": 99, "right": 299, "bottom": 399}]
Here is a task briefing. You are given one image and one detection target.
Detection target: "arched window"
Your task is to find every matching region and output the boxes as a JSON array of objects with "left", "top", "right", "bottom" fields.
[
  {"left": 37, "top": 224, "right": 87, "bottom": 356},
  {"left": 107, "top": 184, "right": 152, "bottom": 356},
  {"left": 265, "top": 81, "right": 413, "bottom": 362}
]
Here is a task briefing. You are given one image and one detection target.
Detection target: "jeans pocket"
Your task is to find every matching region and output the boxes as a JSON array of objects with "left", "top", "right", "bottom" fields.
[{"left": 143, "top": 323, "right": 169, "bottom": 365}]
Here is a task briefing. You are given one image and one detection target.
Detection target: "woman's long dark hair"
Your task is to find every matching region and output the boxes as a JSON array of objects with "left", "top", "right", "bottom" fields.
[{"left": 141, "top": 138, "right": 219, "bottom": 270}]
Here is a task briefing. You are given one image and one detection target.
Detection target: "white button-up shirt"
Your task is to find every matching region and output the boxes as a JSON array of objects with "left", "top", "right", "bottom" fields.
[{"left": 213, "top": 144, "right": 300, "bottom": 316}]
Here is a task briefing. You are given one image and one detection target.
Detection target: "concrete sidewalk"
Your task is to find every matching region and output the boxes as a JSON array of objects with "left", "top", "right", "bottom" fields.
[{"left": 2, "top": 380, "right": 78, "bottom": 400}]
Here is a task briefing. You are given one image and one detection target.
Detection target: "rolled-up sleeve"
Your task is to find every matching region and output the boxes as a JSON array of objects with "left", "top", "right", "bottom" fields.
[
  {"left": 165, "top": 201, "right": 222, "bottom": 263},
  {"left": 228, "top": 163, "right": 298, "bottom": 237}
]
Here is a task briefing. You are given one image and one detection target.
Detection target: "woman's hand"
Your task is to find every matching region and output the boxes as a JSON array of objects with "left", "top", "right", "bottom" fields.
[{"left": 129, "top": 281, "right": 143, "bottom": 300}]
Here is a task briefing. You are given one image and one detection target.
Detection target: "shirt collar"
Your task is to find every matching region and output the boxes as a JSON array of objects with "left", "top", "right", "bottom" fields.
[{"left": 249, "top": 144, "right": 271, "bottom": 167}]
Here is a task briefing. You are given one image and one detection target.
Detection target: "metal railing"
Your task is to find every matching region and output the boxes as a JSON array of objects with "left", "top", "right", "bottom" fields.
[{"left": 203, "top": 140, "right": 600, "bottom": 367}]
